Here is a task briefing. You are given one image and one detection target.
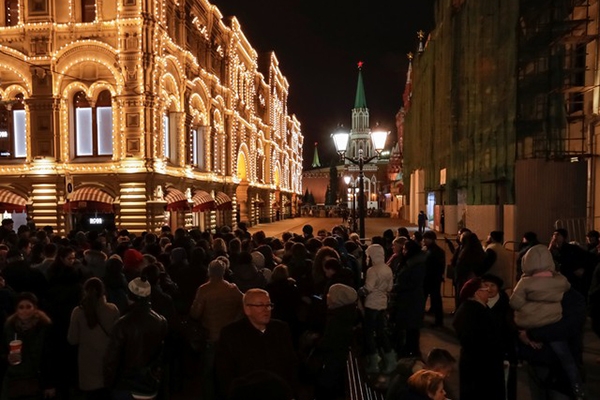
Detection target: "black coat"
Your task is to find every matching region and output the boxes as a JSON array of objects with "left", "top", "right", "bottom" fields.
[
  {"left": 424, "top": 243, "right": 445, "bottom": 284},
  {"left": 391, "top": 252, "right": 426, "bottom": 329},
  {"left": 215, "top": 317, "right": 298, "bottom": 398},
  {"left": 488, "top": 291, "right": 518, "bottom": 363},
  {"left": 452, "top": 299, "right": 505, "bottom": 400},
  {"left": 103, "top": 300, "right": 168, "bottom": 393}
]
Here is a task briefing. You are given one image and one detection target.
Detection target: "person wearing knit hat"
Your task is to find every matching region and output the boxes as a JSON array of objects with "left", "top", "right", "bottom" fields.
[
  {"left": 452, "top": 277, "right": 506, "bottom": 400},
  {"left": 128, "top": 277, "right": 151, "bottom": 298},
  {"left": 327, "top": 283, "right": 358, "bottom": 309},
  {"left": 314, "top": 283, "right": 360, "bottom": 399},
  {"left": 458, "top": 277, "right": 486, "bottom": 303},
  {"left": 481, "top": 273, "right": 504, "bottom": 290},
  {"left": 104, "top": 276, "right": 167, "bottom": 399},
  {"left": 123, "top": 249, "right": 144, "bottom": 281}
]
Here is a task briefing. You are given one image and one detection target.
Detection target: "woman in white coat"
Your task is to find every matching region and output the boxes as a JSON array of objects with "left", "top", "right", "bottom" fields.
[{"left": 68, "top": 277, "right": 120, "bottom": 399}]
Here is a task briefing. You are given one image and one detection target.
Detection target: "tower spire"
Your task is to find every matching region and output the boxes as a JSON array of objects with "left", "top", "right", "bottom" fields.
[
  {"left": 354, "top": 61, "right": 367, "bottom": 109},
  {"left": 311, "top": 142, "right": 321, "bottom": 168}
]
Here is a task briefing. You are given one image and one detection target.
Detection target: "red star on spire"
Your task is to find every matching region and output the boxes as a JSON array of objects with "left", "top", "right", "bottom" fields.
[
  {"left": 314, "top": 142, "right": 318, "bottom": 146},
  {"left": 357, "top": 61, "right": 364, "bottom": 69}
]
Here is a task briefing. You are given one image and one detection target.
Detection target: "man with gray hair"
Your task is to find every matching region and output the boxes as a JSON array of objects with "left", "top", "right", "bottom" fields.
[{"left": 190, "top": 258, "right": 243, "bottom": 400}]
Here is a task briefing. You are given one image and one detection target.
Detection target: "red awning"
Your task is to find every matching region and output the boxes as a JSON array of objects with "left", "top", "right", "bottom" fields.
[
  {"left": 0, "top": 189, "right": 26, "bottom": 213},
  {"left": 192, "top": 190, "right": 215, "bottom": 212},
  {"left": 165, "top": 188, "right": 190, "bottom": 212},
  {"left": 215, "top": 191, "right": 232, "bottom": 210},
  {"left": 64, "top": 186, "right": 114, "bottom": 213}
]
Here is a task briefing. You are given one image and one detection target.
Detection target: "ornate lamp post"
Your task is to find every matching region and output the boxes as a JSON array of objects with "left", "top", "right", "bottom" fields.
[
  {"left": 344, "top": 175, "right": 359, "bottom": 232},
  {"left": 332, "top": 125, "right": 388, "bottom": 239}
]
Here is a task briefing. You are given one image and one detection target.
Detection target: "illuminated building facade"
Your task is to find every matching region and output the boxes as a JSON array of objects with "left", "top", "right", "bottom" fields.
[{"left": 0, "top": 0, "right": 304, "bottom": 234}]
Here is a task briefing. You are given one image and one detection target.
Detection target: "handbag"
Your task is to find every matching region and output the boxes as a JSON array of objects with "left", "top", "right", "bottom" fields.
[{"left": 7, "top": 377, "right": 41, "bottom": 399}]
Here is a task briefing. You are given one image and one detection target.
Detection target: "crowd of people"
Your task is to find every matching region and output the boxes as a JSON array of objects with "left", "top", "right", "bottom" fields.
[{"left": 0, "top": 216, "right": 595, "bottom": 400}]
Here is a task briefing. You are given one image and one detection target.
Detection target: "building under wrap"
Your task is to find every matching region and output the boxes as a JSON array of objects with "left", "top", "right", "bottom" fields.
[{"left": 403, "top": 0, "right": 599, "bottom": 244}]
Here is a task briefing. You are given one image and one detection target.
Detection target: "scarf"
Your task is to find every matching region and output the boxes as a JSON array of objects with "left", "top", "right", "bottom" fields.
[
  {"left": 15, "top": 315, "right": 39, "bottom": 333},
  {"left": 487, "top": 294, "right": 500, "bottom": 308}
]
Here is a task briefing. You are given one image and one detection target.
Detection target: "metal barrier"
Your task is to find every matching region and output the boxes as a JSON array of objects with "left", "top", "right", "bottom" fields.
[
  {"left": 346, "top": 349, "right": 384, "bottom": 400},
  {"left": 555, "top": 218, "right": 588, "bottom": 246}
]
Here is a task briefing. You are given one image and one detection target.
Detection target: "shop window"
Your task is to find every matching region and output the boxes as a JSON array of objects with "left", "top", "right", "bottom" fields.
[
  {"left": 163, "top": 113, "right": 170, "bottom": 158},
  {"left": 5, "top": 0, "right": 18, "bottom": 26},
  {"left": 191, "top": 126, "right": 206, "bottom": 169},
  {"left": 81, "top": 0, "right": 95, "bottom": 22},
  {"left": 73, "top": 90, "right": 113, "bottom": 157},
  {"left": 0, "top": 94, "right": 26, "bottom": 159}
]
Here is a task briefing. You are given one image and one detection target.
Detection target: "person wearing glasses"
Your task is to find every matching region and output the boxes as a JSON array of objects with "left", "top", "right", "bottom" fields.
[
  {"left": 452, "top": 277, "right": 505, "bottom": 400},
  {"left": 215, "top": 288, "right": 297, "bottom": 399}
]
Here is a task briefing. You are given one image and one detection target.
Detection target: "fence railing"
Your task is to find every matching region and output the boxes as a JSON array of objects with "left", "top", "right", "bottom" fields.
[{"left": 346, "top": 349, "right": 384, "bottom": 400}]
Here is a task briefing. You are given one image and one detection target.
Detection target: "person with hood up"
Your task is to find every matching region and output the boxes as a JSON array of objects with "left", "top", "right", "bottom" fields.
[
  {"left": 361, "top": 244, "right": 394, "bottom": 375},
  {"left": 510, "top": 244, "right": 584, "bottom": 399}
]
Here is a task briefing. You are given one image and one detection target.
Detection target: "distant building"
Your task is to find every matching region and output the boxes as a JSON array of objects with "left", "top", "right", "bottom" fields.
[
  {"left": 302, "top": 65, "right": 389, "bottom": 212},
  {"left": 0, "top": 0, "right": 303, "bottom": 234}
]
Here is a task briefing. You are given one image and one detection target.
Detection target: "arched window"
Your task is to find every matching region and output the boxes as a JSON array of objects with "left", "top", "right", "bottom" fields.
[
  {"left": 191, "top": 126, "right": 206, "bottom": 169},
  {"left": 0, "top": 94, "right": 26, "bottom": 159},
  {"left": 81, "top": 0, "right": 95, "bottom": 22},
  {"left": 5, "top": 0, "right": 18, "bottom": 26},
  {"left": 162, "top": 112, "right": 170, "bottom": 159},
  {"left": 73, "top": 90, "right": 113, "bottom": 157}
]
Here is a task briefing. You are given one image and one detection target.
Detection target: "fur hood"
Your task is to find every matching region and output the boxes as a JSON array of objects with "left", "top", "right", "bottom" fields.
[{"left": 6, "top": 309, "right": 52, "bottom": 328}]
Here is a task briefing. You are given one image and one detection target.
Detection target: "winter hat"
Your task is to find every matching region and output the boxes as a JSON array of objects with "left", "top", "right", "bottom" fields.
[
  {"left": 128, "top": 277, "right": 151, "bottom": 298},
  {"left": 123, "top": 249, "right": 144, "bottom": 270},
  {"left": 251, "top": 251, "right": 265, "bottom": 269},
  {"left": 481, "top": 273, "right": 504, "bottom": 289},
  {"left": 365, "top": 244, "right": 385, "bottom": 266},
  {"left": 522, "top": 244, "right": 555, "bottom": 274},
  {"left": 328, "top": 284, "right": 358, "bottom": 309},
  {"left": 459, "top": 277, "right": 484, "bottom": 302}
]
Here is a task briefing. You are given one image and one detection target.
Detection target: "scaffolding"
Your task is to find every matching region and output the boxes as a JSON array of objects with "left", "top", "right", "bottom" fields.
[
  {"left": 403, "top": 0, "right": 597, "bottom": 207},
  {"left": 517, "top": 0, "right": 596, "bottom": 160}
]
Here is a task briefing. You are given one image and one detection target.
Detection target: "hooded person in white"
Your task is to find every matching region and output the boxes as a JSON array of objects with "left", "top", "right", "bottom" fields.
[
  {"left": 364, "top": 244, "right": 394, "bottom": 310},
  {"left": 362, "top": 244, "right": 395, "bottom": 374}
]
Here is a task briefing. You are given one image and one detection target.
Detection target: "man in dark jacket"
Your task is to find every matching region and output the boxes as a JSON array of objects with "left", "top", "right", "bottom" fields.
[
  {"left": 215, "top": 288, "right": 298, "bottom": 399},
  {"left": 549, "top": 228, "right": 595, "bottom": 297},
  {"left": 423, "top": 231, "right": 445, "bottom": 327},
  {"left": 104, "top": 277, "right": 168, "bottom": 400}
]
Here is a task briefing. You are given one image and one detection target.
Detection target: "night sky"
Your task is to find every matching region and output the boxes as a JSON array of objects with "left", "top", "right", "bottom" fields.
[{"left": 210, "top": 0, "right": 436, "bottom": 168}]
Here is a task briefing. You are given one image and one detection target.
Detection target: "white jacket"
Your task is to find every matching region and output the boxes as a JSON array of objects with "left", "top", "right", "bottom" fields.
[{"left": 364, "top": 244, "right": 393, "bottom": 310}]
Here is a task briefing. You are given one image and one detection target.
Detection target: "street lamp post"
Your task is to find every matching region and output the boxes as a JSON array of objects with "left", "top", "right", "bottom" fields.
[
  {"left": 344, "top": 176, "right": 359, "bottom": 232},
  {"left": 332, "top": 125, "right": 388, "bottom": 239}
]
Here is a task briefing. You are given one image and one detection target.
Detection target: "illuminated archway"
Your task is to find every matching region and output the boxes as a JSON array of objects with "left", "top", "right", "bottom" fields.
[{"left": 237, "top": 148, "right": 248, "bottom": 181}]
